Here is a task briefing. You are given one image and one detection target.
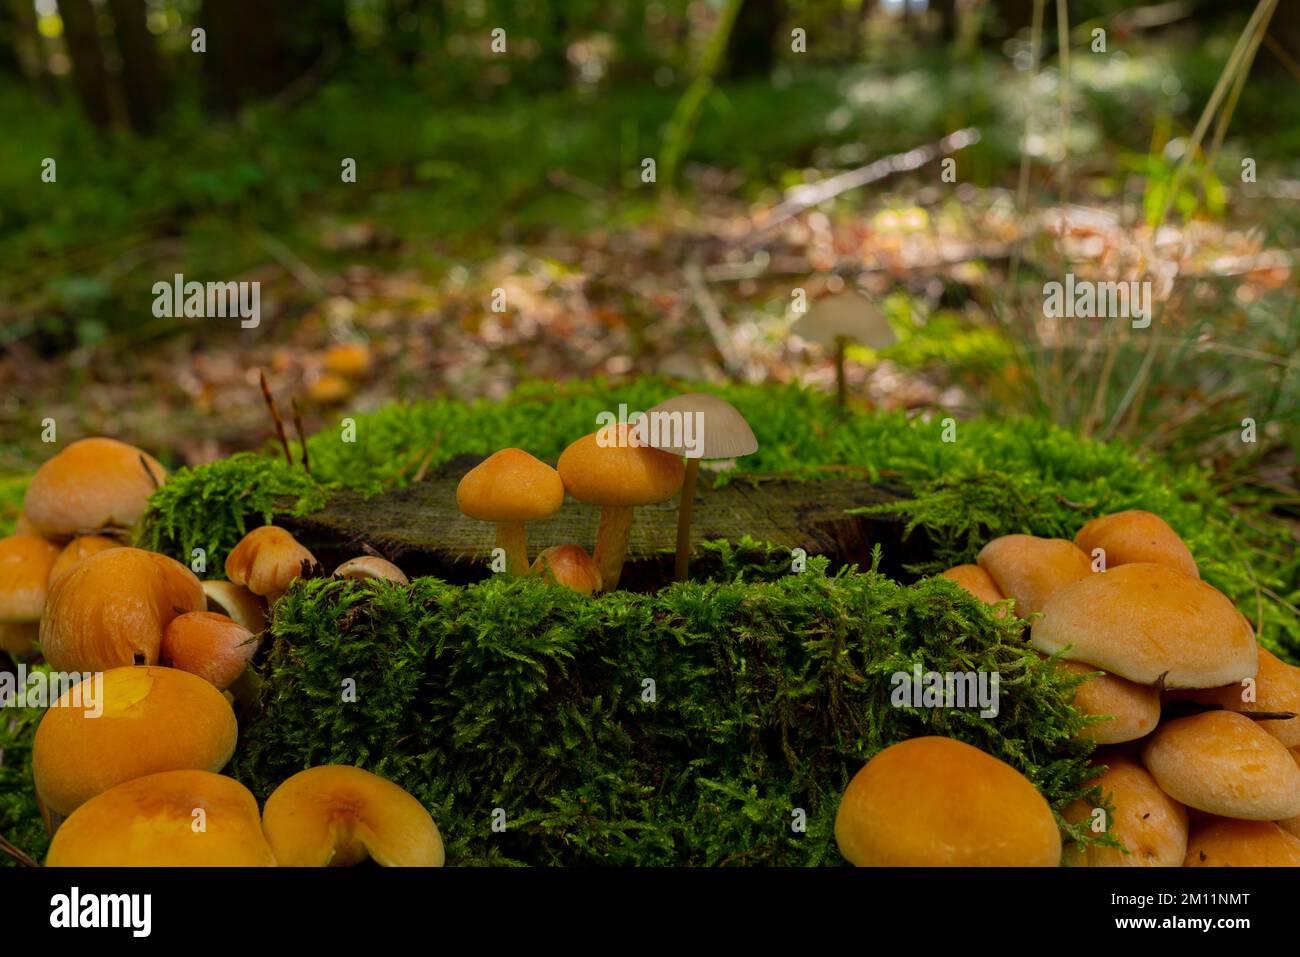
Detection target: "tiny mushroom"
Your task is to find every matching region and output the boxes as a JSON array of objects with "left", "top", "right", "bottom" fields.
[
  {"left": 1141, "top": 711, "right": 1300, "bottom": 821},
  {"left": 834, "top": 736, "right": 1060, "bottom": 866},
  {"left": 0, "top": 535, "right": 62, "bottom": 658},
  {"left": 1030, "top": 563, "right": 1258, "bottom": 689},
  {"left": 261, "top": 764, "right": 445, "bottom": 867},
  {"left": 557, "top": 425, "right": 685, "bottom": 593},
  {"left": 47, "top": 535, "right": 121, "bottom": 588},
  {"left": 161, "top": 611, "right": 259, "bottom": 691},
  {"left": 45, "top": 770, "right": 276, "bottom": 867},
  {"left": 40, "top": 547, "right": 205, "bottom": 672},
  {"left": 643, "top": 393, "right": 758, "bottom": 582},
  {"left": 791, "top": 289, "right": 897, "bottom": 407},
  {"left": 22, "top": 437, "right": 166, "bottom": 539},
  {"left": 531, "top": 544, "right": 602, "bottom": 596},
  {"left": 335, "top": 555, "right": 410, "bottom": 585},
  {"left": 33, "top": 665, "right": 238, "bottom": 819},
  {"left": 976, "top": 534, "right": 1093, "bottom": 619},
  {"left": 1063, "top": 754, "right": 1188, "bottom": 867},
  {"left": 456, "top": 449, "right": 565, "bottom": 576},
  {"left": 225, "top": 525, "right": 318, "bottom": 604}
]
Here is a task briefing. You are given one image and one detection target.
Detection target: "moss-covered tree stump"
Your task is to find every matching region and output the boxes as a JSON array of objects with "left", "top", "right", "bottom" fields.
[{"left": 274, "top": 458, "right": 931, "bottom": 587}]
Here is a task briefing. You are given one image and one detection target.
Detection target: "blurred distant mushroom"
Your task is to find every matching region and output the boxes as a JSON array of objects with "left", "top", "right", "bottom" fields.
[
  {"left": 456, "top": 449, "right": 564, "bottom": 576},
  {"left": 531, "top": 544, "right": 601, "bottom": 596},
  {"left": 0, "top": 535, "right": 61, "bottom": 658},
  {"left": 791, "top": 290, "right": 896, "bottom": 407},
  {"left": 323, "top": 341, "right": 373, "bottom": 379},
  {"left": 644, "top": 394, "right": 758, "bottom": 582},
  {"left": 225, "top": 525, "right": 318, "bottom": 604},
  {"left": 335, "top": 555, "right": 410, "bottom": 585},
  {"left": 557, "top": 426, "right": 684, "bottom": 593}
]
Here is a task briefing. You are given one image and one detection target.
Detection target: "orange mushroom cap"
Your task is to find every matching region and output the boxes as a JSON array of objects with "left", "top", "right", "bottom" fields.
[
  {"left": 261, "top": 765, "right": 444, "bottom": 867},
  {"left": 46, "top": 770, "right": 275, "bottom": 867},
  {"left": 33, "top": 665, "right": 238, "bottom": 817},
  {"left": 22, "top": 437, "right": 166, "bottom": 538},
  {"left": 225, "top": 525, "right": 317, "bottom": 602},
  {"left": 40, "top": 547, "right": 205, "bottom": 672}
]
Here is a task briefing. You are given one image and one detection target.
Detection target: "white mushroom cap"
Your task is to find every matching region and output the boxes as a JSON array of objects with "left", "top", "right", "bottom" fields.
[
  {"left": 791, "top": 290, "right": 896, "bottom": 350},
  {"left": 643, "top": 393, "right": 758, "bottom": 460}
]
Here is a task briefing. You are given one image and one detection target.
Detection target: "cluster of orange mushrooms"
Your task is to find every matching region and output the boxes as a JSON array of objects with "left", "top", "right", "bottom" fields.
[
  {"left": 456, "top": 392, "right": 757, "bottom": 592},
  {"left": 835, "top": 510, "right": 1300, "bottom": 867},
  {"left": 0, "top": 437, "right": 442, "bottom": 866}
]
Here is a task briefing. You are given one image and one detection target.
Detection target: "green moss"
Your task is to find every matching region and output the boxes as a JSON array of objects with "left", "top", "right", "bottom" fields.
[
  {"left": 134, "top": 452, "right": 329, "bottom": 573},
  {"left": 0, "top": 678, "right": 49, "bottom": 867},
  {"left": 0, "top": 475, "right": 28, "bottom": 537},
  {"left": 232, "top": 548, "right": 1097, "bottom": 866}
]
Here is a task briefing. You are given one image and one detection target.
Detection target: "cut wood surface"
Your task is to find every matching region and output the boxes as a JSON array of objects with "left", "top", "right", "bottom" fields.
[{"left": 277, "top": 456, "right": 929, "bottom": 588}]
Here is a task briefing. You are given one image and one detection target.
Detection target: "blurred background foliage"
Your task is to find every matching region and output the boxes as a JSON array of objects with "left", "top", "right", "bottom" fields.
[{"left": 0, "top": 0, "right": 1296, "bottom": 541}]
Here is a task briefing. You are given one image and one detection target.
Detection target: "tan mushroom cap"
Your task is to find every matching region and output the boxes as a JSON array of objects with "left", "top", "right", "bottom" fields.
[
  {"left": 262, "top": 765, "right": 444, "bottom": 867},
  {"left": 938, "top": 564, "right": 1005, "bottom": 605},
  {"left": 161, "top": 611, "right": 258, "bottom": 691},
  {"left": 643, "top": 393, "right": 758, "bottom": 459},
  {"left": 22, "top": 437, "right": 166, "bottom": 538},
  {"left": 33, "top": 665, "right": 238, "bottom": 817},
  {"left": 1174, "top": 647, "right": 1300, "bottom": 748},
  {"left": 1074, "top": 510, "right": 1198, "bottom": 579},
  {"left": 1063, "top": 754, "right": 1188, "bottom": 867},
  {"left": 976, "top": 535, "right": 1092, "bottom": 619},
  {"left": 834, "top": 736, "right": 1060, "bottom": 867},
  {"left": 1053, "top": 659, "right": 1160, "bottom": 744},
  {"left": 1030, "top": 563, "right": 1258, "bottom": 689},
  {"left": 531, "top": 544, "right": 602, "bottom": 596},
  {"left": 1141, "top": 711, "right": 1300, "bottom": 820},
  {"left": 0, "top": 534, "right": 62, "bottom": 657},
  {"left": 1281, "top": 748, "right": 1300, "bottom": 839},
  {"left": 45, "top": 770, "right": 275, "bottom": 867},
  {"left": 40, "top": 547, "right": 205, "bottom": 672},
  {"left": 558, "top": 427, "right": 685, "bottom": 507},
  {"left": 456, "top": 448, "right": 564, "bottom": 522},
  {"left": 0, "top": 534, "right": 62, "bottom": 623},
  {"left": 47, "top": 535, "right": 121, "bottom": 588},
  {"left": 792, "top": 290, "right": 897, "bottom": 349},
  {"left": 201, "top": 580, "right": 267, "bottom": 635},
  {"left": 225, "top": 525, "right": 317, "bottom": 602},
  {"left": 334, "top": 555, "right": 410, "bottom": 585},
  {"left": 1184, "top": 818, "right": 1300, "bottom": 867}
]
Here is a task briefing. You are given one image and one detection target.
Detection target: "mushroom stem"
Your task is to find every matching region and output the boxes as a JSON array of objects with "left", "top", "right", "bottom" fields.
[
  {"left": 834, "top": 336, "right": 847, "bottom": 407},
  {"left": 495, "top": 521, "right": 529, "bottom": 576},
  {"left": 674, "top": 458, "right": 701, "bottom": 582},
  {"left": 593, "top": 506, "right": 633, "bottom": 593}
]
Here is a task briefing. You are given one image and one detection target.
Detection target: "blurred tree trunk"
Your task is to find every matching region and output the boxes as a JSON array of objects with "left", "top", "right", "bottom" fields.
[
  {"left": 201, "top": 0, "right": 244, "bottom": 115},
  {"left": 1267, "top": 0, "right": 1299, "bottom": 73},
  {"left": 60, "top": 0, "right": 114, "bottom": 127},
  {"left": 107, "top": 0, "right": 164, "bottom": 133},
  {"left": 726, "top": 0, "right": 782, "bottom": 78},
  {"left": 4, "top": 0, "right": 52, "bottom": 95},
  {"left": 994, "top": 0, "right": 1036, "bottom": 36}
]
